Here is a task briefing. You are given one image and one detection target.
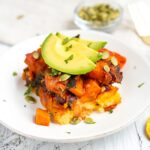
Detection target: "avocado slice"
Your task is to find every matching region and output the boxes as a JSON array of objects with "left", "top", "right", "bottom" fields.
[
  {"left": 65, "top": 40, "right": 102, "bottom": 63},
  {"left": 56, "top": 33, "right": 107, "bottom": 51},
  {"left": 41, "top": 34, "right": 96, "bottom": 75}
]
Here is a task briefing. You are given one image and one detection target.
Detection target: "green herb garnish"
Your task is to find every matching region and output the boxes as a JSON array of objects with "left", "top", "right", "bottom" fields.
[
  {"left": 50, "top": 68, "right": 61, "bottom": 76},
  {"left": 65, "top": 45, "right": 72, "bottom": 51},
  {"left": 64, "top": 55, "right": 74, "bottom": 64},
  {"left": 24, "top": 84, "right": 32, "bottom": 95},
  {"left": 12, "top": 71, "right": 18, "bottom": 76},
  {"left": 84, "top": 117, "right": 96, "bottom": 124},
  {"left": 62, "top": 37, "right": 70, "bottom": 45},
  {"left": 109, "top": 109, "right": 113, "bottom": 113},
  {"left": 70, "top": 117, "right": 81, "bottom": 125},
  {"left": 97, "top": 53, "right": 103, "bottom": 60},
  {"left": 25, "top": 95, "right": 37, "bottom": 104},
  {"left": 56, "top": 32, "right": 61, "bottom": 36},
  {"left": 138, "top": 82, "right": 144, "bottom": 88}
]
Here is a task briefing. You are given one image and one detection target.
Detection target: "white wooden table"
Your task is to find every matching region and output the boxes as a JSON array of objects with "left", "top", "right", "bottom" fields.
[{"left": 0, "top": 0, "right": 150, "bottom": 149}]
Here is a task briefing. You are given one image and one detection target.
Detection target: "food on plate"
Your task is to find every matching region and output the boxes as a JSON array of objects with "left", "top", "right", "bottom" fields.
[
  {"left": 35, "top": 108, "right": 50, "bottom": 126},
  {"left": 22, "top": 33, "right": 126, "bottom": 126}
]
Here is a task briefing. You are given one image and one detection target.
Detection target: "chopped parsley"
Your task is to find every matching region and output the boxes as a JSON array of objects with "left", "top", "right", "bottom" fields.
[
  {"left": 50, "top": 68, "right": 61, "bottom": 76},
  {"left": 56, "top": 32, "right": 60, "bottom": 36},
  {"left": 64, "top": 55, "right": 74, "bottom": 64},
  {"left": 87, "top": 42, "right": 92, "bottom": 47},
  {"left": 109, "top": 109, "right": 113, "bottom": 113},
  {"left": 62, "top": 37, "right": 70, "bottom": 45},
  {"left": 65, "top": 45, "right": 72, "bottom": 51},
  {"left": 12, "top": 71, "right": 18, "bottom": 76},
  {"left": 138, "top": 82, "right": 144, "bottom": 88},
  {"left": 97, "top": 53, "right": 103, "bottom": 60},
  {"left": 24, "top": 84, "right": 32, "bottom": 95}
]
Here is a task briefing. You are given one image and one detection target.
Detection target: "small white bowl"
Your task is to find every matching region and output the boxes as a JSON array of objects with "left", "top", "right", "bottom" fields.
[{"left": 74, "top": 0, "right": 123, "bottom": 32}]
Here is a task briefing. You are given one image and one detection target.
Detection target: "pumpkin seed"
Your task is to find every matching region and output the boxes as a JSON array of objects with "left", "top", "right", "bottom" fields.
[
  {"left": 111, "top": 56, "right": 118, "bottom": 66},
  {"left": 32, "top": 51, "right": 40, "bottom": 59},
  {"left": 60, "top": 74, "right": 71, "bottom": 81},
  {"left": 102, "top": 51, "right": 110, "bottom": 59},
  {"left": 78, "top": 4, "right": 120, "bottom": 25},
  {"left": 84, "top": 117, "right": 96, "bottom": 124},
  {"left": 25, "top": 96, "right": 37, "bottom": 104},
  {"left": 70, "top": 117, "right": 81, "bottom": 125},
  {"left": 103, "top": 65, "right": 110, "bottom": 72}
]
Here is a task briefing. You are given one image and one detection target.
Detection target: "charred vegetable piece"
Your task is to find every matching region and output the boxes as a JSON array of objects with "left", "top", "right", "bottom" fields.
[
  {"left": 31, "top": 74, "right": 43, "bottom": 87},
  {"left": 69, "top": 76, "right": 84, "bottom": 97},
  {"left": 67, "top": 77, "right": 76, "bottom": 88}
]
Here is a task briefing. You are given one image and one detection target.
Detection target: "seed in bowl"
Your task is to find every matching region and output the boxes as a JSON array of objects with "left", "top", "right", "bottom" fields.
[{"left": 78, "top": 3, "right": 120, "bottom": 26}]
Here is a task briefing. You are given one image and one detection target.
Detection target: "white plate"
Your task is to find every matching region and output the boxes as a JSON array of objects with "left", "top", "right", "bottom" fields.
[{"left": 0, "top": 30, "right": 150, "bottom": 143}]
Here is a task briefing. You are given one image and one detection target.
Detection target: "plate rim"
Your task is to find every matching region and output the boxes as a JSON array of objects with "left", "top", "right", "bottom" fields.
[{"left": 0, "top": 29, "right": 150, "bottom": 143}]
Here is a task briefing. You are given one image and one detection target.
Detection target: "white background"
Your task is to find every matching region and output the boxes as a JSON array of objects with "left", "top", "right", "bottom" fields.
[{"left": 0, "top": 0, "right": 150, "bottom": 149}]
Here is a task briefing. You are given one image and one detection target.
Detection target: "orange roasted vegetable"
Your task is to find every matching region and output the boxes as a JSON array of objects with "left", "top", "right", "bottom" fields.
[
  {"left": 87, "top": 61, "right": 113, "bottom": 85},
  {"left": 84, "top": 79, "right": 101, "bottom": 99},
  {"left": 69, "top": 76, "right": 85, "bottom": 97},
  {"left": 25, "top": 49, "right": 47, "bottom": 74},
  {"left": 99, "top": 48, "right": 126, "bottom": 68},
  {"left": 35, "top": 108, "right": 50, "bottom": 126},
  {"left": 113, "top": 52, "right": 126, "bottom": 69},
  {"left": 22, "top": 46, "right": 126, "bottom": 125}
]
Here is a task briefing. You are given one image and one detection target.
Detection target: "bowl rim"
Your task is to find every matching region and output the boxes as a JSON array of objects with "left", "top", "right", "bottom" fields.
[{"left": 74, "top": 0, "right": 124, "bottom": 30}]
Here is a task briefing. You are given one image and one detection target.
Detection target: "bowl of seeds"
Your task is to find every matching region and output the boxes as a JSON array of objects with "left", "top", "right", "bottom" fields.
[{"left": 74, "top": 0, "right": 123, "bottom": 32}]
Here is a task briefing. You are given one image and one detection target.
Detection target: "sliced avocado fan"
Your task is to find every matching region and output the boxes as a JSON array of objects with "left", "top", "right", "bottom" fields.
[
  {"left": 41, "top": 34, "right": 96, "bottom": 75},
  {"left": 56, "top": 32, "right": 107, "bottom": 51}
]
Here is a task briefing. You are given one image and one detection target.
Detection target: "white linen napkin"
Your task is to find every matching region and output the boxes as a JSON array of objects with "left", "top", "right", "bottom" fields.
[{"left": 128, "top": 0, "right": 150, "bottom": 45}]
